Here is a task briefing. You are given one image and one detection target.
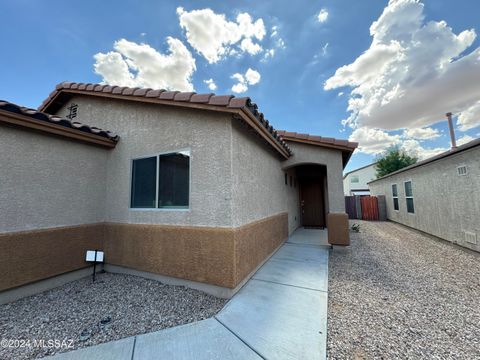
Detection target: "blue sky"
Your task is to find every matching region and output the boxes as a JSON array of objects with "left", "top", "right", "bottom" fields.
[{"left": 1, "top": 0, "right": 479, "bottom": 172}]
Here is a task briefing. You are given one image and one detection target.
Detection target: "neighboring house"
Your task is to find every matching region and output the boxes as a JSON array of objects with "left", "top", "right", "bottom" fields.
[
  {"left": 0, "top": 82, "right": 357, "bottom": 299},
  {"left": 343, "top": 163, "right": 377, "bottom": 196},
  {"left": 369, "top": 139, "right": 480, "bottom": 253}
]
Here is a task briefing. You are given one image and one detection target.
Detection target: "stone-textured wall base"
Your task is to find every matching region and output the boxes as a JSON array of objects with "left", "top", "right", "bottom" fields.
[
  {"left": 0, "top": 224, "right": 104, "bottom": 292},
  {"left": 0, "top": 213, "right": 288, "bottom": 293}
]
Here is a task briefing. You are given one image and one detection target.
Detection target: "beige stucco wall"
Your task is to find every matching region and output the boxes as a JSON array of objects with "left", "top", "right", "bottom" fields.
[
  {"left": 369, "top": 147, "right": 480, "bottom": 252},
  {"left": 56, "top": 96, "right": 235, "bottom": 228},
  {"left": 0, "top": 125, "right": 107, "bottom": 233},
  {"left": 230, "top": 121, "right": 300, "bottom": 233},
  {"left": 282, "top": 142, "right": 346, "bottom": 213}
]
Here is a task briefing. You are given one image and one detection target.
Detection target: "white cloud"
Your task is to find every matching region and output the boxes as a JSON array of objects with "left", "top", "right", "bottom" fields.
[
  {"left": 94, "top": 38, "right": 196, "bottom": 91},
  {"left": 317, "top": 8, "right": 329, "bottom": 23},
  {"left": 403, "top": 127, "right": 440, "bottom": 140},
  {"left": 325, "top": 0, "right": 479, "bottom": 132},
  {"left": 177, "top": 7, "right": 265, "bottom": 63},
  {"left": 204, "top": 78, "right": 217, "bottom": 91},
  {"left": 349, "top": 128, "right": 401, "bottom": 155},
  {"left": 245, "top": 68, "right": 261, "bottom": 85},
  {"left": 231, "top": 68, "right": 261, "bottom": 93},
  {"left": 457, "top": 101, "right": 480, "bottom": 131},
  {"left": 262, "top": 25, "right": 286, "bottom": 61},
  {"left": 400, "top": 139, "right": 447, "bottom": 160},
  {"left": 456, "top": 134, "right": 475, "bottom": 146}
]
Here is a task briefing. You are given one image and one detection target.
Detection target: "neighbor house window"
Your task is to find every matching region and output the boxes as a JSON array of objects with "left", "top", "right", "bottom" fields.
[
  {"left": 404, "top": 180, "right": 414, "bottom": 213},
  {"left": 131, "top": 150, "right": 190, "bottom": 209},
  {"left": 351, "top": 175, "right": 359, "bottom": 183},
  {"left": 285, "top": 173, "right": 288, "bottom": 185},
  {"left": 392, "top": 184, "right": 399, "bottom": 211}
]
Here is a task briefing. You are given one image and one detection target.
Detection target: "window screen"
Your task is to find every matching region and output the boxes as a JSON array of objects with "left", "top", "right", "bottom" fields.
[
  {"left": 392, "top": 184, "right": 399, "bottom": 211},
  {"left": 131, "top": 157, "right": 157, "bottom": 208},
  {"left": 158, "top": 152, "right": 190, "bottom": 208},
  {"left": 404, "top": 181, "right": 414, "bottom": 213}
]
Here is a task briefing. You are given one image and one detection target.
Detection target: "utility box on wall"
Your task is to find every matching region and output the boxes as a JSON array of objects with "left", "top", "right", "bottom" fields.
[{"left": 327, "top": 212, "right": 350, "bottom": 246}]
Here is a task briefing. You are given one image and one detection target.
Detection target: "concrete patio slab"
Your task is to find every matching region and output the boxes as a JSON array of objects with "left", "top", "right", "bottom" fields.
[
  {"left": 253, "top": 255, "right": 328, "bottom": 291},
  {"left": 286, "top": 227, "right": 329, "bottom": 247},
  {"left": 216, "top": 279, "right": 328, "bottom": 359},
  {"left": 50, "top": 336, "right": 134, "bottom": 360},
  {"left": 133, "top": 318, "right": 261, "bottom": 360},
  {"left": 273, "top": 242, "right": 329, "bottom": 263}
]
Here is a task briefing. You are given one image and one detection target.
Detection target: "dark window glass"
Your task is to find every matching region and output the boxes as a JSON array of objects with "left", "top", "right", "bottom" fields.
[
  {"left": 393, "top": 198, "right": 399, "bottom": 211},
  {"left": 406, "top": 198, "right": 415, "bottom": 213},
  {"left": 404, "top": 181, "right": 413, "bottom": 197},
  {"left": 285, "top": 173, "right": 288, "bottom": 185},
  {"left": 158, "top": 152, "right": 190, "bottom": 208},
  {"left": 131, "top": 157, "right": 157, "bottom": 208},
  {"left": 392, "top": 184, "right": 398, "bottom": 197}
]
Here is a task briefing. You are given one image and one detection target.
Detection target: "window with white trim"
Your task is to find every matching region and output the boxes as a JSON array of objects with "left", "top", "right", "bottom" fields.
[
  {"left": 404, "top": 180, "right": 414, "bottom": 214},
  {"left": 351, "top": 175, "right": 359, "bottom": 183},
  {"left": 392, "top": 184, "right": 399, "bottom": 211},
  {"left": 131, "top": 150, "right": 190, "bottom": 209}
]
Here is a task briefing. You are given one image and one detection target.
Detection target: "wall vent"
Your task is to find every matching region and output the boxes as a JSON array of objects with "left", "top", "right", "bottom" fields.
[
  {"left": 457, "top": 165, "right": 468, "bottom": 176},
  {"left": 464, "top": 231, "right": 477, "bottom": 245}
]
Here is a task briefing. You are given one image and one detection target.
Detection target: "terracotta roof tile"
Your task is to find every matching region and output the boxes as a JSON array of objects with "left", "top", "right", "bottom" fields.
[
  {"left": 174, "top": 92, "right": 196, "bottom": 102},
  {"left": 37, "top": 82, "right": 358, "bottom": 158},
  {"left": 133, "top": 88, "right": 150, "bottom": 96},
  {"left": 0, "top": 99, "right": 119, "bottom": 143},
  {"left": 190, "top": 93, "right": 213, "bottom": 103},
  {"left": 159, "top": 91, "right": 179, "bottom": 100},
  {"left": 208, "top": 95, "right": 233, "bottom": 106},
  {"left": 145, "top": 89, "right": 165, "bottom": 98}
]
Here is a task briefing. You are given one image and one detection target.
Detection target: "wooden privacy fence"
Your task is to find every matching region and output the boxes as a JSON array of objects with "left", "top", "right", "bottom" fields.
[{"left": 345, "top": 195, "right": 386, "bottom": 221}]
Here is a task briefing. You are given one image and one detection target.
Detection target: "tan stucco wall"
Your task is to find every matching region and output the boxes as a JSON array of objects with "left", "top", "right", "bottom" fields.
[
  {"left": 282, "top": 141, "right": 346, "bottom": 213},
  {"left": 369, "top": 147, "right": 480, "bottom": 252},
  {"left": 230, "top": 120, "right": 300, "bottom": 233},
  {"left": 0, "top": 125, "right": 107, "bottom": 232},
  {"left": 56, "top": 96, "right": 235, "bottom": 228}
]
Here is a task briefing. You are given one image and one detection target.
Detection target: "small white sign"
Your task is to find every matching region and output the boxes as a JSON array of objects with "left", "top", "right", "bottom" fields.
[{"left": 86, "top": 250, "right": 104, "bottom": 262}]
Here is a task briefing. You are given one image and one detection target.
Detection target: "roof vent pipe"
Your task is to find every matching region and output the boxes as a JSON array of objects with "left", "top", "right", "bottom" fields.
[{"left": 446, "top": 112, "right": 457, "bottom": 150}]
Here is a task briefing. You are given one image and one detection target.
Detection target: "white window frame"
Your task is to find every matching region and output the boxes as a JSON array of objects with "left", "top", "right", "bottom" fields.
[
  {"left": 350, "top": 175, "right": 360, "bottom": 183},
  {"left": 391, "top": 183, "right": 399, "bottom": 211},
  {"left": 404, "top": 180, "right": 414, "bottom": 214},
  {"left": 129, "top": 148, "right": 191, "bottom": 212}
]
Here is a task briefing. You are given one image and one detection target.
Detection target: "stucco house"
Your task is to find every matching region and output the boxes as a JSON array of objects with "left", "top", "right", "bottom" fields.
[
  {"left": 369, "top": 138, "right": 480, "bottom": 252},
  {"left": 0, "top": 82, "right": 356, "bottom": 301},
  {"left": 343, "top": 162, "right": 377, "bottom": 196}
]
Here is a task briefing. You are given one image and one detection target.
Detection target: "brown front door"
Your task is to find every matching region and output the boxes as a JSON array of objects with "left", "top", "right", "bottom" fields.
[{"left": 301, "top": 180, "right": 325, "bottom": 228}]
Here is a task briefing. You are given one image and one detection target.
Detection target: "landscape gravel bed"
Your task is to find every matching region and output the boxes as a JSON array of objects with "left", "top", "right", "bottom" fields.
[
  {"left": 327, "top": 220, "right": 480, "bottom": 359},
  {"left": 0, "top": 273, "right": 226, "bottom": 359}
]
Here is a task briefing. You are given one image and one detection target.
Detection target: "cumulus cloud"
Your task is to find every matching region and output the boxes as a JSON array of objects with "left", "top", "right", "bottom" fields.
[
  {"left": 317, "top": 9, "right": 329, "bottom": 23},
  {"left": 231, "top": 68, "right": 261, "bottom": 93},
  {"left": 400, "top": 139, "right": 447, "bottom": 160},
  {"left": 457, "top": 101, "right": 480, "bottom": 131},
  {"left": 403, "top": 127, "right": 440, "bottom": 140},
  {"left": 349, "top": 128, "right": 401, "bottom": 155},
  {"left": 177, "top": 7, "right": 266, "bottom": 63},
  {"left": 94, "top": 38, "right": 196, "bottom": 91},
  {"left": 456, "top": 134, "right": 475, "bottom": 146},
  {"left": 262, "top": 26, "right": 286, "bottom": 61},
  {"left": 326, "top": 0, "right": 480, "bottom": 158},
  {"left": 204, "top": 78, "right": 217, "bottom": 91},
  {"left": 325, "top": 0, "right": 479, "bottom": 131}
]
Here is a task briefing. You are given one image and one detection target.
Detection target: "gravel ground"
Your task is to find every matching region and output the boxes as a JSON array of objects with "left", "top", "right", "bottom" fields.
[
  {"left": 0, "top": 273, "right": 226, "bottom": 360},
  {"left": 327, "top": 220, "right": 480, "bottom": 360}
]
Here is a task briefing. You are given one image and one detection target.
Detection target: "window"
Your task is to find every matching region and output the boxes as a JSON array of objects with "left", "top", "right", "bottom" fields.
[
  {"left": 404, "top": 180, "right": 414, "bottom": 213},
  {"left": 351, "top": 175, "right": 359, "bottom": 183},
  {"left": 285, "top": 173, "right": 288, "bottom": 185},
  {"left": 392, "top": 184, "right": 399, "bottom": 211},
  {"left": 131, "top": 150, "right": 190, "bottom": 209}
]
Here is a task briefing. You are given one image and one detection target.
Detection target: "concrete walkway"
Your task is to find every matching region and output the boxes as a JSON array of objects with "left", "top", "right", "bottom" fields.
[{"left": 51, "top": 228, "right": 329, "bottom": 360}]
